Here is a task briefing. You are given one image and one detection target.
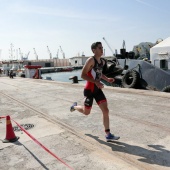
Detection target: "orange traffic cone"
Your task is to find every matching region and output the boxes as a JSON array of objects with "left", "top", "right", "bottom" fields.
[{"left": 2, "top": 115, "right": 19, "bottom": 143}]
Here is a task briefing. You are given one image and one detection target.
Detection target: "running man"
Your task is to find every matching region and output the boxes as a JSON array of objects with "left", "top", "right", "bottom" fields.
[{"left": 70, "top": 42, "right": 120, "bottom": 142}]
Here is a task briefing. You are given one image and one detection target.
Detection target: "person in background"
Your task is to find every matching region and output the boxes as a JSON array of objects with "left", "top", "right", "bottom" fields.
[
  {"left": 9, "top": 70, "right": 13, "bottom": 78},
  {"left": 70, "top": 42, "right": 120, "bottom": 142}
]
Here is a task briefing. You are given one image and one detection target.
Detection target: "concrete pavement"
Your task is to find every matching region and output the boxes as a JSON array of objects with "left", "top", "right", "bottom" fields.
[{"left": 0, "top": 77, "right": 170, "bottom": 170}]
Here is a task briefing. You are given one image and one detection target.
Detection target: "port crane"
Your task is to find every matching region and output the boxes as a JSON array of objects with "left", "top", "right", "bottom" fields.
[
  {"left": 102, "top": 37, "right": 115, "bottom": 56},
  {"left": 9, "top": 43, "right": 15, "bottom": 60},
  {"left": 18, "top": 48, "right": 24, "bottom": 60},
  {"left": 24, "top": 51, "right": 30, "bottom": 60},
  {"left": 47, "top": 46, "right": 52, "bottom": 59},
  {"left": 15, "top": 49, "right": 18, "bottom": 60},
  {"left": 33, "top": 48, "right": 38, "bottom": 60},
  {"left": 59, "top": 46, "right": 65, "bottom": 59},
  {"left": 122, "top": 40, "right": 126, "bottom": 49},
  {"left": 56, "top": 49, "right": 59, "bottom": 58},
  {"left": 18, "top": 48, "right": 29, "bottom": 60}
]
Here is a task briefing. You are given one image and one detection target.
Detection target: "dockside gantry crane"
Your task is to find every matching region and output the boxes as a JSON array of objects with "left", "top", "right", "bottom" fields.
[
  {"left": 56, "top": 49, "right": 59, "bottom": 58},
  {"left": 18, "top": 48, "right": 23, "bottom": 60},
  {"left": 33, "top": 48, "right": 38, "bottom": 60},
  {"left": 25, "top": 51, "right": 30, "bottom": 60},
  {"left": 47, "top": 46, "right": 52, "bottom": 59},
  {"left": 59, "top": 46, "right": 65, "bottom": 59},
  {"left": 9, "top": 43, "right": 15, "bottom": 60},
  {"left": 103, "top": 37, "right": 116, "bottom": 56},
  {"left": 18, "top": 48, "right": 29, "bottom": 60}
]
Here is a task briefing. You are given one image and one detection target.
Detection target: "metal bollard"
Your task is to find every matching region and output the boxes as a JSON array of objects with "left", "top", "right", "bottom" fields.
[{"left": 69, "top": 76, "right": 78, "bottom": 83}]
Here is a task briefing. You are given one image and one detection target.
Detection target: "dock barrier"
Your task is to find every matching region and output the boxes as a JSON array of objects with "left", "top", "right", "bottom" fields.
[{"left": 1, "top": 115, "right": 19, "bottom": 143}]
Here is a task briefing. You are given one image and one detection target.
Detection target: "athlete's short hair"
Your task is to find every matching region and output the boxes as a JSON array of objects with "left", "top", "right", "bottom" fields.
[{"left": 91, "top": 42, "right": 102, "bottom": 51}]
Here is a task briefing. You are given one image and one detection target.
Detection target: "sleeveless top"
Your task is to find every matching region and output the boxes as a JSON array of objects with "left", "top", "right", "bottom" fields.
[{"left": 84, "top": 57, "right": 104, "bottom": 92}]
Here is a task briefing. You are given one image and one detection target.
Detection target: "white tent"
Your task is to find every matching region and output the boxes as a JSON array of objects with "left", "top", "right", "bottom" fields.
[{"left": 150, "top": 37, "right": 170, "bottom": 69}]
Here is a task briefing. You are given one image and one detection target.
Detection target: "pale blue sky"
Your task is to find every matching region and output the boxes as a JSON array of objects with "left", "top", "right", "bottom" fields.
[{"left": 0, "top": 0, "right": 170, "bottom": 60}]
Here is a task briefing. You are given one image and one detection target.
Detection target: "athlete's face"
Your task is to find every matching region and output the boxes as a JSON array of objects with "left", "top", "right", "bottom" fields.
[{"left": 94, "top": 44, "right": 103, "bottom": 56}]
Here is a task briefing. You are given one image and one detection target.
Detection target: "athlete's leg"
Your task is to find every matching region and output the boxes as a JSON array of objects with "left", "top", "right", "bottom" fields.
[
  {"left": 95, "top": 90, "right": 120, "bottom": 141},
  {"left": 71, "top": 96, "right": 93, "bottom": 115},
  {"left": 94, "top": 89, "right": 109, "bottom": 133},
  {"left": 74, "top": 106, "right": 91, "bottom": 115},
  {"left": 98, "top": 101, "right": 110, "bottom": 133},
  {"left": 73, "top": 105, "right": 84, "bottom": 113}
]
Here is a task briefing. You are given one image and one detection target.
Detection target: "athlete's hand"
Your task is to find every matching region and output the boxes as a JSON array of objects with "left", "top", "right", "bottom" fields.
[
  {"left": 107, "top": 78, "right": 115, "bottom": 83},
  {"left": 95, "top": 81, "right": 104, "bottom": 89}
]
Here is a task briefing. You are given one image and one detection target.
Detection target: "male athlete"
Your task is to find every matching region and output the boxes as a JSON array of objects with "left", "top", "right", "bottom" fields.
[{"left": 70, "top": 42, "right": 120, "bottom": 142}]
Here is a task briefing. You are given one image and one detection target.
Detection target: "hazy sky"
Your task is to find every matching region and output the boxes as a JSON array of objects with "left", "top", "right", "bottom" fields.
[{"left": 0, "top": 0, "right": 170, "bottom": 60}]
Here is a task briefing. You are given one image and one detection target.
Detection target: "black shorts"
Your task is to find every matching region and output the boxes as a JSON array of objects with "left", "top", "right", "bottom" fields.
[{"left": 84, "top": 88, "right": 106, "bottom": 109}]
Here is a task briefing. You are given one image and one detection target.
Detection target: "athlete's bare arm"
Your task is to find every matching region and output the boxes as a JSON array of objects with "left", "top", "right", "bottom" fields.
[
  {"left": 81, "top": 57, "right": 104, "bottom": 88},
  {"left": 102, "top": 74, "right": 115, "bottom": 83},
  {"left": 81, "top": 57, "right": 95, "bottom": 82},
  {"left": 101, "top": 59, "right": 115, "bottom": 83}
]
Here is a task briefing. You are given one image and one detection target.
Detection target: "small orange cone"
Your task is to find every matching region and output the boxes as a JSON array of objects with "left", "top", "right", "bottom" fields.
[{"left": 2, "top": 115, "right": 19, "bottom": 143}]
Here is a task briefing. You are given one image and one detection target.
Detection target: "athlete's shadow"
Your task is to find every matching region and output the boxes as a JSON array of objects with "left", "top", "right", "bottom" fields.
[{"left": 86, "top": 134, "right": 170, "bottom": 167}]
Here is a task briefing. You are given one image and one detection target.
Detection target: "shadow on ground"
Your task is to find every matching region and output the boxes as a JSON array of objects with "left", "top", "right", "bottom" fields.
[
  {"left": 86, "top": 134, "right": 170, "bottom": 168},
  {"left": 15, "top": 141, "right": 49, "bottom": 170}
]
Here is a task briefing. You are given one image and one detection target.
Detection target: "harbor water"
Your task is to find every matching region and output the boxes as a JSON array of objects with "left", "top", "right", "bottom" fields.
[{"left": 41, "top": 69, "right": 86, "bottom": 84}]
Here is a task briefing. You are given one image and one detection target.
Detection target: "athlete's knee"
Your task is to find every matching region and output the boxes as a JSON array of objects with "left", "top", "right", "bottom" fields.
[
  {"left": 83, "top": 109, "right": 91, "bottom": 115},
  {"left": 103, "top": 108, "right": 109, "bottom": 116}
]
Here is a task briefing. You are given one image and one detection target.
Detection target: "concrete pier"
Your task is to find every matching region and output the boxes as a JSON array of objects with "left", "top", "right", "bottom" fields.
[{"left": 0, "top": 77, "right": 170, "bottom": 170}]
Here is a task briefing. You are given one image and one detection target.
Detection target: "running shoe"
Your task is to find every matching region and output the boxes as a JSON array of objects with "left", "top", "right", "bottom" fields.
[
  {"left": 106, "top": 133, "right": 120, "bottom": 142},
  {"left": 70, "top": 102, "right": 77, "bottom": 112}
]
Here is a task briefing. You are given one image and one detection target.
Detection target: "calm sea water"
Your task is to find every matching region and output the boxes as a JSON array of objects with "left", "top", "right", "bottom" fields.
[{"left": 41, "top": 69, "right": 86, "bottom": 84}]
